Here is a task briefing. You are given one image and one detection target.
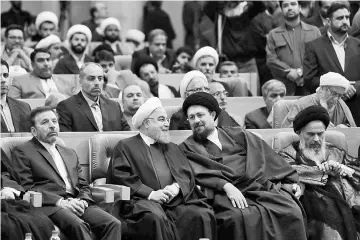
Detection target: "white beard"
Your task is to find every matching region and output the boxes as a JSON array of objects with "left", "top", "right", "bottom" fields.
[{"left": 299, "top": 138, "right": 326, "bottom": 165}]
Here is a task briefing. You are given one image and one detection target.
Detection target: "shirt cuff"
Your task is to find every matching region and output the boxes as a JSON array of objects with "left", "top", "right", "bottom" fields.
[
  {"left": 3, "top": 187, "right": 20, "bottom": 197},
  {"left": 55, "top": 198, "right": 64, "bottom": 207},
  {"left": 147, "top": 191, "right": 154, "bottom": 200}
]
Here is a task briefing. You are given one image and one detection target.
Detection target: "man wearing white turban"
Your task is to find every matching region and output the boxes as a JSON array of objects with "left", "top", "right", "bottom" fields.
[
  {"left": 282, "top": 72, "right": 356, "bottom": 128},
  {"left": 35, "top": 11, "right": 58, "bottom": 41},
  {"left": 98, "top": 17, "right": 133, "bottom": 55},
  {"left": 107, "top": 97, "right": 217, "bottom": 240},
  {"left": 192, "top": 46, "right": 219, "bottom": 82},
  {"left": 125, "top": 29, "right": 146, "bottom": 52},
  {"left": 53, "top": 24, "right": 92, "bottom": 74},
  {"left": 170, "top": 70, "right": 241, "bottom": 130}
]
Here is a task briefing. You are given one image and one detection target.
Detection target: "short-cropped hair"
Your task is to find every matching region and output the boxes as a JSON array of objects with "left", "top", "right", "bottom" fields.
[
  {"left": 148, "top": 29, "right": 167, "bottom": 43},
  {"left": 218, "top": 61, "right": 238, "bottom": 70},
  {"left": 261, "top": 79, "right": 286, "bottom": 98},
  {"left": 79, "top": 62, "right": 103, "bottom": 80},
  {"left": 30, "top": 48, "right": 51, "bottom": 62},
  {"left": 94, "top": 50, "right": 115, "bottom": 63},
  {"left": 5, "top": 24, "right": 24, "bottom": 37},
  {"left": 327, "top": 1, "right": 350, "bottom": 19},
  {"left": 29, "top": 106, "right": 56, "bottom": 127}
]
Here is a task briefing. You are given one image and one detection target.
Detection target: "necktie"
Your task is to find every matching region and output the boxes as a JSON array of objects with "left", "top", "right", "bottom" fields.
[{"left": 91, "top": 103, "right": 103, "bottom": 131}]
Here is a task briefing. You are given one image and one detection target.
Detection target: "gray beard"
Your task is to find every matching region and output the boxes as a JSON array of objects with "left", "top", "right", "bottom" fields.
[
  {"left": 148, "top": 129, "right": 171, "bottom": 144},
  {"left": 299, "top": 138, "right": 326, "bottom": 164}
]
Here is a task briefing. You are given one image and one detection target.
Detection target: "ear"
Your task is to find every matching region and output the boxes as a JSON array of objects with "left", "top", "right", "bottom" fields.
[
  {"left": 327, "top": 17, "right": 331, "bottom": 25},
  {"left": 143, "top": 119, "right": 150, "bottom": 129},
  {"left": 30, "top": 126, "right": 37, "bottom": 137},
  {"left": 210, "top": 111, "right": 216, "bottom": 120}
]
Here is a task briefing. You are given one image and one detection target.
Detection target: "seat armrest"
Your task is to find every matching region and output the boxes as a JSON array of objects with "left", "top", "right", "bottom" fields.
[
  {"left": 23, "top": 191, "right": 42, "bottom": 207},
  {"left": 96, "top": 184, "right": 130, "bottom": 200},
  {"left": 90, "top": 186, "right": 115, "bottom": 203}
]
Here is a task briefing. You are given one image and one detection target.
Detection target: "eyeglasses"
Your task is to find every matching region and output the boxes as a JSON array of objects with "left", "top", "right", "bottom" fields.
[
  {"left": 1, "top": 73, "right": 9, "bottom": 78},
  {"left": 186, "top": 87, "right": 210, "bottom": 94},
  {"left": 212, "top": 90, "right": 229, "bottom": 98},
  {"left": 7, "top": 36, "right": 24, "bottom": 41},
  {"left": 327, "top": 88, "right": 343, "bottom": 98}
]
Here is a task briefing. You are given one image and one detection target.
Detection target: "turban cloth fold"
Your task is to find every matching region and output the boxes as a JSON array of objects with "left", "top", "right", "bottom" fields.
[
  {"left": 293, "top": 105, "right": 330, "bottom": 133},
  {"left": 182, "top": 92, "right": 221, "bottom": 120},
  {"left": 132, "top": 97, "right": 163, "bottom": 129}
]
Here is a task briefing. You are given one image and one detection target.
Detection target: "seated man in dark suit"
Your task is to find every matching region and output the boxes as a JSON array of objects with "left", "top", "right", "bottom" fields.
[
  {"left": 1, "top": 59, "right": 31, "bottom": 132},
  {"left": 11, "top": 106, "right": 122, "bottom": 240},
  {"left": 1, "top": 149, "right": 54, "bottom": 240},
  {"left": 131, "top": 29, "right": 175, "bottom": 73},
  {"left": 57, "top": 62, "right": 130, "bottom": 132},
  {"left": 245, "top": 79, "right": 286, "bottom": 129}
]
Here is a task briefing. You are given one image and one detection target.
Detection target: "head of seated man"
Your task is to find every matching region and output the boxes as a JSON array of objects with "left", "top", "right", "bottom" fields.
[
  {"left": 1, "top": 59, "right": 10, "bottom": 98},
  {"left": 94, "top": 49, "right": 115, "bottom": 74},
  {"left": 36, "top": 11, "right": 58, "bottom": 39},
  {"left": 133, "top": 97, "right": 171, "bottom": 144},
  {"left": 219, "top": 61, "right": 238, "bottom": 78},
  {"left": 261, "top": 79, "right": 287, "bottom": 112},
  {"left": 45, "top": 92, "right": 67, "bottom": 111},
  {"left": 209, "top": 81, "right": 228, "bottom": 110},
  {"left": 125, "top": 29, "right": 146, "bottom": 52},
  {"left": 4, "top": 25, "right": 26, "bottom": 52},
  {"left": 30, "top": 106, "right": 59, "bottom": 145},
  {"left": 68, "top": 25, "right": 91, "bottom": 56},
  {"left": 79, "top": 62, "right": 104, "bottom": 102},
  {"left": 100, "top": 17, "right": 121, "bottom": 43},
  {"left": 193, "top": 46, "right": 219, "bottom": 82},
  {"left": 122, "top": 84, "right": 145, "bottom": 117},
  {"left": 148, "top": 29, "right": 168, "bottom": 61},
  {"left": 179, "top": 70, "right": 209, "bottom": 99},
  {"left": 134, "top": 55, "right": 159, "bottom": 88},
  {"left": 36, "top": 35, "right": 63, "bottom": 61},
  {"left": 172, "top": 46, "right": 193, "bottom": 73},
  {"left": 30, "top": 48, "right": 53, "bottom": 79}
]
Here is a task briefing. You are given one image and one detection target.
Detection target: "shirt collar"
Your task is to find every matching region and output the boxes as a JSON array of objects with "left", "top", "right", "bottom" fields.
[
  {"left": 139, "top": 132, "right": 156, "bottom": 146},
  {"left": 327, "top": 31, "right": 348, "bottom": 45},
  {"left": 207, "top": 127, "right": 219, "bottom": 143},
  {"left": 38, "top": 139, "right": 56, "bottom": 152},
  {"left": 70, "top": 49, "right": 86, "bottom": 63},
  {"left": 81, "top": 91, "right": 100, "bottom": 107},
  {"left": 1, "top": 95, "right": 7, "bottom": 107}
]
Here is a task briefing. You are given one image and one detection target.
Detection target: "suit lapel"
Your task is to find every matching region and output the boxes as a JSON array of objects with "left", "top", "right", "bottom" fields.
[
  {"left": 76, "top": 92, "right": 99, "bottom": 131},
  {"left": 344, "top": 38, "right": 359, "bottom": 73},
  {"left": 56, "top": 145, "right": 77, "bottom": 189},
  {"left": 99, "top": 96, "right": 108, "bottom": 131},
  {"left": 324, "top": 37, "right": 344, "bottom": 74},
  {"left": 7, "top": 98, "right": 20, "bottom": 132},
  {"left": 31, "top": 73, "right": 46, "bottom": 96},
  {"left": 280, "top": 27, "right": 293, "bottom": 53}
]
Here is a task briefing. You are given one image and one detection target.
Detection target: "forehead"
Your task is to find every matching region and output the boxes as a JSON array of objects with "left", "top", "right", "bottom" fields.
[
  {"left": 34, "top": 110, "right": 57, "bottom": 122},
  {"left": 8, "top": 29, "right": 23, "bottom": 36},
  {"left": 124, "top": 85, "right": 142, "bottom": 94},
  {"left": 187, "top": 105, "right": 209, "bottom": 116},
  {"left": 152, "top": 35, "right": 166, "bottom": 43},
  {"left": 1, "top": 65, "right": 9, "bottom": 73},
  {"left": 220, "top": 65, "right": 237, "bottom": 71},
  {"left": 149, "top": 107, "right": 167, "bottom": 118},
  {"left": 35, "top": 52, "right": 51, "bottom": 60},
  {"left": 332, "top": 8, "right": 350, "bottom": 17},
  {"left": 140, "top": 64, "right": 156, "bottom": 72},
  {"left": 41, "top": 22, "right": 55, "bottom": 28},
  {"left": 49, "top": 43, "right": 61, "bottom": 49},
  {"left": 106, "top": 24, "right": 119, "bottom": 30},
  {"left": 187, "top": 77, "right": 208, "bottom": 89},
  {"left": 197, "top": 56, "right": 215, "bottom": 64},
  {"left": 301, "top": 120, "right": 326, "bottom": 133},
  {"left": 83, "top": 64, "right": 103, "bottom": 76},
  {"left": 209, "top": 82, "right": 225, "bottom": 92},
  {"left": 321, "top": 1, "right": 332, "bottom": 7},
  {"left": 72, "top": 33, "right": 87, "bottom": 40},
  {"left": 179, "top": 52, "right": 191, "bottom": 57},
  {"left": 282, "top": 0, "right": 298, "bottom": 6},
  {"left": 267, "top": 83, "right": 286, "bottom": 93},
  {"left": 99, "top": 60, "right": 114, "bottom": 65}
]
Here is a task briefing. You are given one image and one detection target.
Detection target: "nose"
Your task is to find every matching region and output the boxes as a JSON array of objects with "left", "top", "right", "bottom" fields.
[
  {"left": 194, "top": 116, "right": 201, "bottom": 123},
  {"left": 314, "top": 134, "right": 319, "bottom": 141}
]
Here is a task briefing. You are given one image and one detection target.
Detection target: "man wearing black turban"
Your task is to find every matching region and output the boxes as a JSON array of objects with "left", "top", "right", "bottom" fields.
[
  {"left": 278, "top": 105, "right": 360, "bottom": 240},
  {"left": 179, "top": 92, "right": 308, "bottom": 240}
]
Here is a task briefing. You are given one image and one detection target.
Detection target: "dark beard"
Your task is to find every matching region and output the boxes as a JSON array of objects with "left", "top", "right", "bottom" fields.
[
  {"left": 71, "top": 44, "right": 85, "bottom": 54},
  {"left": 105, "top": 35, "right": 119, "bottom": 43},
  {"left": 193, "top": 126, "right": 214, "bottom": 142}
]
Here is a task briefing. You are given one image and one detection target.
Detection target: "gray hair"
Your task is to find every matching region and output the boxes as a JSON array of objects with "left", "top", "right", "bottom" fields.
[
  {"left": 79, "top": 62, "right": 103, "bottom": 80},
  {"left": 261, "top": 79, "right": 286, "bottom": 98}
]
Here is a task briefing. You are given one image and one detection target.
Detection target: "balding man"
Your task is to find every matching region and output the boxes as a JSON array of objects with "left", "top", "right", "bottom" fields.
[
  {"left": 245, "top": 80, "right": 286, "bottom": 129},
  {"left": 278, "top": 105, "right": 360, "bottom": 239},
  {"left": 107, "top": 97, "right": 217, "bottom": 240},
  {"left": 282, "top": 72, "right": 356, "bottom": 128},
  {"left": 56, "top": 62, "right": 130, "bottom": 132}
]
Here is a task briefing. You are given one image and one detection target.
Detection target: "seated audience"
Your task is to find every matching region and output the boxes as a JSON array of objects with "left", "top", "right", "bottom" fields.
[
  {"left": 33, "top": 11, "right": 58, "bottom": 44},
  {"left": 106, "top": 97, "right": 217, "bottom": 240},
  {"left": 81, "top": 1, "right": 108, "bottom": 42},
  {"left": 125, "top": 29, "right": 146, "bottom": 52},
  {"left": 121, "top": 84, "right": 145, "bottom": 130},
  {"left": 171, "top": 46, "right": 193, "bottom": 73},
  {"left": 56, "top": 62, "right": 130, "bottom": 132},
  {"left": 1, "top": 59, "right": 31, "bottom": 132},
  {"left": 132, "top": 29, "right": 175, "bottom": 73},
  {"left": 53, "top": 25, "right": 92, "bottom": 74},
  {"left": 1, "top": 25, "right": 33, "bottom": 72},
  {"left": 44, "top": 92, "right": 67, "bottom": 111},
  {"left": 91, "top": 43, "right": 115, "bottom": 59},
  {"left": 9, "top": 49, "right": 79, "bottom": 99},
  {"left": 282, "top": 72, "right": 357, "bottom": 128},
  {"left": 218, "top": 61, "right": 252, "bottom": 96},
  {"left": 98, "top": 17, "right": 133, "bottom": 55},
  {"left": 12, "top": 106, "right": 122, "bottom": 240},
  {"left": 278, "top": 105, "right": 360, "bottom": 239},
  {"left": 1, "top": 149, "right": 54, "bottom": 240},
  {"left": 35, "top": 34, "right": 64, "bottom": 70},
  {"left": 132, "top": 54, "right": 176, "bottom": 98},
  {"left": 245, "top": 79, "right": 286, "bottom": 129},
  {"left": 170, "top": 70, "right": 240, "bottom": 130},
  {"left": 94, "top": 49, "right": 115, "bottom": 74},
  {"left": 209, "top": 81, "right": 243, "bottom": 125},
  {"left": 218, "top": 61, "right": 239, "bottom": 78},
  {"left": 179, "top": 92, "right": 307, "bottom": 240}
]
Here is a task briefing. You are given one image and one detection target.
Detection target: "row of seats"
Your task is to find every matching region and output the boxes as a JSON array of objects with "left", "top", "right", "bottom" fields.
[{"left": 2, "top": 128, "right": 359, "bottom": 184}]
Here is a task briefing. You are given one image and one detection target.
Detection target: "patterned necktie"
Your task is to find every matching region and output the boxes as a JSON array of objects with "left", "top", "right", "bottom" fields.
[{"left": 91, "top": 102, "right": 103, "bottom": 131}]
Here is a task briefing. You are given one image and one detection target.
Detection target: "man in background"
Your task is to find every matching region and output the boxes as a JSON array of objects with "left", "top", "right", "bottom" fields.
[
  {"left": 1, "top": 1, "right": 32, "bottom": 29},
  {"left": 121, "top": 84, "right": 145, "bottom": 130},
  {"left": 81, "top": 1, "right": 108, "bottom": 42}
]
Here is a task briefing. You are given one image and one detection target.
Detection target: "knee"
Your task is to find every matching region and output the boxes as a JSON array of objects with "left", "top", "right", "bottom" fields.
[{"left": 143, "top": 211, "right": 167, "bottom": 225}]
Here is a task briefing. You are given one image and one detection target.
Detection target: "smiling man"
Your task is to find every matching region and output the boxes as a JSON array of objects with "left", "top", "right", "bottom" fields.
[{"left": 56, "top": 62, "right": 130, "bottom": 132}]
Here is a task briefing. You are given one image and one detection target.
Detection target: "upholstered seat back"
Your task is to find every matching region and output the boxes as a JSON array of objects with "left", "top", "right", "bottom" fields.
[
  {"left": 272, "top": 131, "right": 348, "bottom": 153},
  {"left": 272, "top": 100, "right": 295, "bottom": 128}
]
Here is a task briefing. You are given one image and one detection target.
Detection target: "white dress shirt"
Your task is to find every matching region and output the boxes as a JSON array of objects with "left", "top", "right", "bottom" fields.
[
  {"left": 82, "top": 91, "right": 103, "bottom": 131},
  {"left": 40, "top": 77, "right": 59, "bottom": 98},
  {"left": 71, "top": 52, "right": 86, "bottom": 69},
  {"left": 328, "top": 31, "right": 348, "bottom": 71},
  {"left": 207, "top": 128, "right": 222, "bottom": 150},
  {"left": 1, "top": 95, "right": 15, "bottom": 132}
]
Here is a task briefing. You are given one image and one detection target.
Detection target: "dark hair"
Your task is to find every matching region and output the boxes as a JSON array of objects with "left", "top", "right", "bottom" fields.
[
  {"left": 90, "top": 6, "right": 97, "bottom": 18},
  {"left": 175, "top": 46, "right": 194, "bottom": 58},
  {"left": 29, "top": 106, "right": 56, "bottom": 127},
  {"left": 5, "top": 24, "right": 24, "bottom": 37},
  {"left": 148, "top": 1, "right": 162, "bottom": 9},
  {"left": 279, "top": 0, "right": 299, "bottom": 9},
  {"left": 92, "top": 43, "right": 114, "bottom": 57},
  {"left": 1, "top": 59, "right": 9, "bottom": 72},
  {"left": 94, "top": 50, "right": 115, "bottom": 63},
  {"left": 298, "top": 1, "right": 311, "bottom": 8},
  {"left": 30, "top": 48, "right": 51, "bottom": 62},
  {"left": 327, "top": 1, "right": 350, "bottom": 19},
  {"left": 147, "top": 29, "right": 167, "bottom": 43},
  {"left": 218, "top": 61, "right": 238, "bottom": 71}
]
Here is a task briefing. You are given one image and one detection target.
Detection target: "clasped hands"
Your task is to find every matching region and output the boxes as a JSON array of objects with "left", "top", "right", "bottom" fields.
[
  {"left": 149, "top": 183, "right": 180, "bottom": 204},
  {"left": 317, "top": 160, "right": 350, "bottom": 177},
  {"left": 0, "top": 188, "right": 16, "bottom": 200},
  {"left": 285, "top": 69, "right": 303, "bottom": 87},
  {"left": 59, "top": 198, "right": 88, "bottom": 216}
]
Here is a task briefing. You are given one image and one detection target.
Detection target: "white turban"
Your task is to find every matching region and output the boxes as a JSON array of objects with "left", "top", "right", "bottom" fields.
[
  {"left": 318, "top": 72, "right": 350, "bottom": 91},
  {"left": 192, "top": 46, "right": 219, "bottom": 68},
  {"left": 125, "top": 29, "right": 145, "bottom": 43},
  {"left": 35, "top": 34, "right": 61, "bottom": 49},
  {"left": 35, "top": 11, "right": 58, "bottom": 31},
  {"left": 98, "top": 17, "right": 121, "bottom": 36},
  {"left": 67, "top": 24, "right": 92, "bottom": 42},
  {"left": 179, "top": 70, "right": 208, "bottom": 99},
  {"left": 132, "top": 97, "right": 163, "bottom": 130}
]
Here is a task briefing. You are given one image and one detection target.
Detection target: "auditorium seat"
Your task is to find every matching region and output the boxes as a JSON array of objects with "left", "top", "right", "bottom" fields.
[{"left": 272, "top": 99, "right": 295, "bottom": 128}]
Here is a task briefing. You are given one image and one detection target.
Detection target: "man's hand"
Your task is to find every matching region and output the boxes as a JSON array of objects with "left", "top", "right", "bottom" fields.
[
  {"left": 343, "top": 85, "right": 356, "bottom": 100},
  {"left": 327, "top": 160, "right": 349, "bottom": 177},
  {"left": 295, "top": 77, "right": 304, "bottom": 87},
  {"left": 149, "top": 189, "right": 174, "bottom": 204},
  {"left": 223, "top": 183, "right": 248, "bottom": 209},
  {"left": 60, "top": 198, "right": 86, "bottom": 216},
  {"left": 164, "top": 183, "right": 180, "bottom": 200},
  {"left": 0, "top": 188, "right": 16, "bottom": 200},
  {"left": 11, "top": 48, "right": 27, "bottom": 59},
  {"left": 292, "top": 183, "right": 303, "bottom": 199},
  {"left": 285, "top": 69, "right": 300, "bottom": 82}
]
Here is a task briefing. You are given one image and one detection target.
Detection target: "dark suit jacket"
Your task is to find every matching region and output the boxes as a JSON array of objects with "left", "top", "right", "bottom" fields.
[
  {"left": 244, "top": 107, "right": 272, "bottom": 129},
  {"left": 306, "top": 13, "right": 324, "bottom": 28},
  {"left": 53, "top": 54, "right": 92, "bottom": 74},
  {"left": 57, "top": 91, "right": 130, "bottom": 132},
  {"left": 131, "top": 47, "right": 176, "bottom": 71},
  {"left": 1, "top": 149, "right": 23, "bottom": 192},
  {"left": 11, "top": 138, "right": 94, "bottom": 215},
  {"left": 1, "top": 97, "right": 31, "bottom": 133}
]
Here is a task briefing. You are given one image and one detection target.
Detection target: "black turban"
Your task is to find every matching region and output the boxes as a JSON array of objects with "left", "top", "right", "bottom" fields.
[
  {"left": 182, "top": 92, "right": 221, "bottom": 120},
  {"left": 293, "top": 105, "right": 330, "bottom": 133},
  {"left": 132, "top": 54, "right": 159, "bottom": 77}
]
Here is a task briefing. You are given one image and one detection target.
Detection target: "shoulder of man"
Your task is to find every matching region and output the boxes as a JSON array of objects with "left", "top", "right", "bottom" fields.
[{"left": 7, "top": 96, "right": 31, "bottom": 111}]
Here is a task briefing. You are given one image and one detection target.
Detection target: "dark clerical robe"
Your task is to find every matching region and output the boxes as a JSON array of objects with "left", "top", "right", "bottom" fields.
[
  {"left": 1, "top": 149, "right": 54, "bottom": 240},
  {"left": 180, "top": 127, "right": 307, "bottom": 240},
  {"left": 106, "top": 134, "right": 217, "bottom": 240},
  {"left": 278, "top": 142, "right": 360, "bottom": 240}
]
